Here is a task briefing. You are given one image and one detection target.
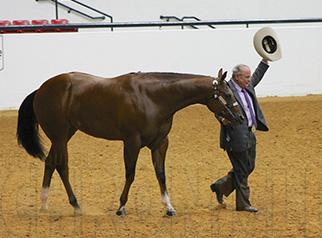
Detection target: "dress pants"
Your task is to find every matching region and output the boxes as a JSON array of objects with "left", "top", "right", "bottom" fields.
[{"left": 216, "top": 144, "right": 256, "bottom": 209}]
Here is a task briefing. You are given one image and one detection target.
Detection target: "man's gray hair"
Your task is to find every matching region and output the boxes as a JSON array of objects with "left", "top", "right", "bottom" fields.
[{"left": 232, "top": 64, "right": 249, "bottom": 78}]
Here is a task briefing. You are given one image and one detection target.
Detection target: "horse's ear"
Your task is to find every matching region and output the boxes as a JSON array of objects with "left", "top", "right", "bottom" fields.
[
  {"left": 222, "top": 71, "right": 227, "bottom": 81},
  {"left": 217, "top": 68, "right": 223, "bottom": 79}
]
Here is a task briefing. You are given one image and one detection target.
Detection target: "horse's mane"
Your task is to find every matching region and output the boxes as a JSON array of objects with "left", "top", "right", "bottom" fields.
[{"left": 129, "top": 72, "right": 211, "bottom": 82}]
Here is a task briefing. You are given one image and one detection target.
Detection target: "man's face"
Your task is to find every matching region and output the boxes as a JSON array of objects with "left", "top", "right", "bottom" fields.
[{"left": 235, "top": 66, "right": 251, "bottom": 89}]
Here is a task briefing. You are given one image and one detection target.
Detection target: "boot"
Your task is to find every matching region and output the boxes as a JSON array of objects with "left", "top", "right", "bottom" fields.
[
  {"left": 236, "top": 177, "right": 258, "bottom": 212},
  {"left": 210, "top": 172, "right": 234, "bottom": 205}
]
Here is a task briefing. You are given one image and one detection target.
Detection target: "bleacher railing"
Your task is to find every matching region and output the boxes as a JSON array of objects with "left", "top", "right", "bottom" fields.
[
  {"left": 160, "top": 15, "right": 216, "bottom": 29},
  {"left": 36, "top": 0, "right": 113, "bottom": 22},
  {"left": 1, "top": 18, "right": 322, "bottom": 33}
]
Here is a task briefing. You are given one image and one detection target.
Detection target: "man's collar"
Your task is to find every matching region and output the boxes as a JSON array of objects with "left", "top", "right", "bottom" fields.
[{"left": 231, "top": 79, "right": 243, "bottom": 92}]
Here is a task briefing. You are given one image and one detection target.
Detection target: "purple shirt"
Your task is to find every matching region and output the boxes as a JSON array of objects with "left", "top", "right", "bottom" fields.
[{"left": 232, "top": 80, "right": 256, "bottom": 127}]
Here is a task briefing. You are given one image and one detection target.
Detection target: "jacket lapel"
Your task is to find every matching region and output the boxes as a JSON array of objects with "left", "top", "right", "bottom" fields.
[{"left": 228, "top": 79, "right": 247, "bottom": 115}]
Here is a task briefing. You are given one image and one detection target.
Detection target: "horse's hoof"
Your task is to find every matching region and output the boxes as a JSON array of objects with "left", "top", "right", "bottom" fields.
[
  {"left": 74, "top": 207, "right": 82, "bottom": 216},
  {"left": 116, "top": 210, "right": 127, "bottom": 216},
  {"left": 216, "top": 203, "right": 227, "bottom": 209},
  {"left": 39, "top": 207, "right": 48, "bottom": 213},
  {"left": 39, "top": 205, "right": 48, "bottom": 213},
  {"left": 166, "top": 209, "right": 177, "bottom": 217},
  {"left": 116, "top": 209, "right": 127, "bottom": 216}
]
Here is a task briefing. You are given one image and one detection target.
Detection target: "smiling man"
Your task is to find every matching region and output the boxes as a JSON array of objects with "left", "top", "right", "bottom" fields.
[{"left": 210, "top": 59, "right": 269, "bottom": 212}]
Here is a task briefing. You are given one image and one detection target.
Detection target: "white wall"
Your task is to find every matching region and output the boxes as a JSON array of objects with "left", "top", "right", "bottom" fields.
[
  {"left": 1, "top": 0, "right": 322, "bottom": 110},
  {"left": 1, "top": 25, "right": 322, "bottom": 110}
]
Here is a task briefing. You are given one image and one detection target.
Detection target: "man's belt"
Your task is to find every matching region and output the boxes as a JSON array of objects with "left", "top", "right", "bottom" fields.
[{"left": 248, "top": 125, "right": 256, "bottom": 133}]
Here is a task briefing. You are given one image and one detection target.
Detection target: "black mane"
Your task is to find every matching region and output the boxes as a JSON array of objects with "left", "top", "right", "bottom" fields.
[{"left": 130, "top": 71, "right": 212, "bottom": 80}]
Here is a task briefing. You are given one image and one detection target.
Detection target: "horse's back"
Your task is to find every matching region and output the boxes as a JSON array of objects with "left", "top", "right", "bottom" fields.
[{"left": 34, "top": 72, "right": 153, "bottom": 140}]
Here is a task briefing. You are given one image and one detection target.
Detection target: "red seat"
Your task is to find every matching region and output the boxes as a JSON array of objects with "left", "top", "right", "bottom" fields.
[
  {"left": 32, "top": 19, "right": 50, "bottom": 25},
  {"left": 13, "top": 20, "right": 31, "bottom": 25},
  {"left": 51, "top": 19, "right": 77, "bottom": 32},
  {"left": 0, "top": 20, "right": 14, "bottom": 33},
  {"left": 32, "top": 19, "right": 51, "bottom": 33},
  {"left": 51, "top": 19, "right": 69, "bottom": 24},
  {"left": 0, "top": 20, "right": 12, "bottom": 25},
  {"left": 13, "top": 20, "right": 32, "bottom": 33}
]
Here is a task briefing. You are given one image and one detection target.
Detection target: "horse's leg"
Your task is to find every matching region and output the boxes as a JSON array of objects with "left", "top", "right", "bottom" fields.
[
  {"left": 47, "top": 139, "right": 81, "bottom": 215},
  {"left": 116, "top": 136, "right": 141, "bottom": 216},
  {"left": 40, "top": 126, "right": 80, "bottom": 214},
  {"left": 40, "top": 147, "right": 55, "bottom": 211},
  {"left": 55, "top": 155, "right": 82, "bottom": 214},
  {"left": 151, "top": 137, "right": 177, "bottom": 216},
  {"left": 55, "top": 127, "right": 81, "bottom": 214}
]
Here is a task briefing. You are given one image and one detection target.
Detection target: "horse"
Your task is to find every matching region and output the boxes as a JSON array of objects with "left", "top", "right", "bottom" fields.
[{"left": 17, "top": 68, "right": 244, "bottom": 216}]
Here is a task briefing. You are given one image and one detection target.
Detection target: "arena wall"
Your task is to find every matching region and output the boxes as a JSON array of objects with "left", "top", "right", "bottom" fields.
[{"left": 0, "top": 0, "right": 322, "bottom": 110}]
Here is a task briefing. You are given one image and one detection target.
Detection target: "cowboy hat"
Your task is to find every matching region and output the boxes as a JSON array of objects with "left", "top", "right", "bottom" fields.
[{"left": 253, "top": 27, "right": 282, "bottom": 62}]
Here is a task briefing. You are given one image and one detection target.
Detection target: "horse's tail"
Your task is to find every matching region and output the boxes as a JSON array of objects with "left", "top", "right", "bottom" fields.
[{"left": 17, "top": 90, "right": 46, "bottom": 161}]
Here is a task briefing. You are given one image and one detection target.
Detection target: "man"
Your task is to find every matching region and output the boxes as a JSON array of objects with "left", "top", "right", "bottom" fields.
[{"left": 210, "top": 59, "right": 269, "bottom": 212}]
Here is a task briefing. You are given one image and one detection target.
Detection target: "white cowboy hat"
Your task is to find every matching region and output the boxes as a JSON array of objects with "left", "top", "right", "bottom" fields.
[{"left": 253, "top": 27, "right": 282, "bottom": 62}]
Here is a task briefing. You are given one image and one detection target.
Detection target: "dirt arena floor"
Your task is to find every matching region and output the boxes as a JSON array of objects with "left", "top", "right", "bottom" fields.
[{"left": 0, "top": 95, "right": 321, "bottom": 238}]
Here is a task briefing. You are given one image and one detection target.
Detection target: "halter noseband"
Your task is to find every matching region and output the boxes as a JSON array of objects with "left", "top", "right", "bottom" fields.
[{"left": 212, "top": 79, "right": 239, "bottom": 121}]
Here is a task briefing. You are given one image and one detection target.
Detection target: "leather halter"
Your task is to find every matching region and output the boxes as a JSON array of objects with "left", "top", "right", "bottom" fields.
[{"left": 212, "top": 79, "right": 239, "bottom": 121}]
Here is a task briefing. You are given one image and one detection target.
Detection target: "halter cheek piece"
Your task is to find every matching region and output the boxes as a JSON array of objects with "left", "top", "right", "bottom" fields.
[{"left": 212, "top": 79, "right": 239, "bottom": 122}]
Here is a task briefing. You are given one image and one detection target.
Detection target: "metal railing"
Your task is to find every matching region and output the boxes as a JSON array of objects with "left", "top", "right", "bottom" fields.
[
  {"left": 1, "top": 18, "right": 322, "bottom": 32},
  {"left": 160, "top": 15, "right": 216, "bottom": 29},
  {"left": 36, "top": 0, "right": 113, "bottom": 22}
]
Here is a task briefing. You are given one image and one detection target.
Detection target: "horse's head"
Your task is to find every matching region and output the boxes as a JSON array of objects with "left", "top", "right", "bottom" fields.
[{"left": 206, "top": 68, "right": 244, "bottom": 126}]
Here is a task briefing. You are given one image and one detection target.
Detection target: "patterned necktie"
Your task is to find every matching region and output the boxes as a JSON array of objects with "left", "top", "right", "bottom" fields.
[{"left": 241, "top": 89, "right": 257, "bottom": 128}]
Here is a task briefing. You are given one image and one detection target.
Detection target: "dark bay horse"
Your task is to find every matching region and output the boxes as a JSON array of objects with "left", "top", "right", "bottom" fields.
[{"left": 17, "top": 69, "right": 244, "bottom": 216}]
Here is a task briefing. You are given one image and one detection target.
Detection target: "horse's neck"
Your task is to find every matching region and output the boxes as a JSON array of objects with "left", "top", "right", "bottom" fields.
[{"left": 154, "top": 77, "right": 213, "bottom": 113}]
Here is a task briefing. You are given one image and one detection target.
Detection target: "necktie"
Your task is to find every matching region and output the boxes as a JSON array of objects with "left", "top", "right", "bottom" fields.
[{"left": 241, "top": 89, "right": 257, "bottom": 128}]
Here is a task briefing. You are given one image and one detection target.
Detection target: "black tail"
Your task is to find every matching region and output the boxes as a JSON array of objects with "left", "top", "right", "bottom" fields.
[{"left": 17, "top": 90, "right": 46, "bottom": 161}]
